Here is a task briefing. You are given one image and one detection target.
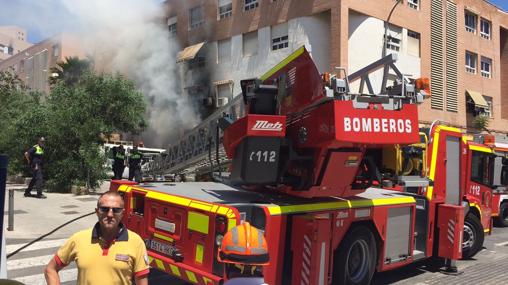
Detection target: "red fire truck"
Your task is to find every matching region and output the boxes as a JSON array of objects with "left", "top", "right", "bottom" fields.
[
  {"left": 380, "top": 126, "right": 499, "bottom": 259},
  {"left": 112, "top": 47, "right": 465, "bottom": 285},
  {"left": 477, "top": 135, "right": 508, "bottom": 227}
]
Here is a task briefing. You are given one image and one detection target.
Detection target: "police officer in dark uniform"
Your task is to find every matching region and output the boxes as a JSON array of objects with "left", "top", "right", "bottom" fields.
[
  {"left": 128, "top": 145, "right": 143, "bottom": 182},
  {"left": 24, "top": 137, "right": 47, "bottom": 199},
  {"left": 112, "top": 145, "right": 126, "bottom": 180}
]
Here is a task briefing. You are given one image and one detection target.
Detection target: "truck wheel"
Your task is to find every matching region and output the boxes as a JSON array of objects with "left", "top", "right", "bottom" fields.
[
  {"left": 462, "top": 213, "right": 484, "bottom": 259},
  {"left": 332, "top": 226, "right": 377, "bottom": 285},
  {"left": 494, "top": 203, "right": 508, "bottom": 227}
]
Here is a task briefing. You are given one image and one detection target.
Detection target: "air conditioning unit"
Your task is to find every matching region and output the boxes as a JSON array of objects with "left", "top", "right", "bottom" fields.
[
  {"left": 203, "top": 97, "right": 213, "bottom": 106},
  {"left": 216, "top": 97, "right": 229, "bottom": 107}
]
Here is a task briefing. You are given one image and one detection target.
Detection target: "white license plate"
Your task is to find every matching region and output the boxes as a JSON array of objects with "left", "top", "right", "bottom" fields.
[{"left": 150, "top": 240, "right": 176, "bottom": 256}]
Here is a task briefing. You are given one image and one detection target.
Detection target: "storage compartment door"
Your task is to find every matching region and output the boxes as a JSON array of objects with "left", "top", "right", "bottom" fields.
[{"left": 437, "top": 204, "right": 465, "bottom": 260}]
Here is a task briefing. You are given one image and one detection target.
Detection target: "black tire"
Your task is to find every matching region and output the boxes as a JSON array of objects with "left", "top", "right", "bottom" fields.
[
  {"left": 332, "top": 226, "right": 377, "bottom": 285},
  {"left": 462, "top": 213, "right": 484, "bottom": 259},
  {"left": 494, "top": 202, "right": 508, "bottom": 227}
]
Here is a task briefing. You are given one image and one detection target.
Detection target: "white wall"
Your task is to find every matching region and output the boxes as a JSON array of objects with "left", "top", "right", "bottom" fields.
[
  {"left": 207, "top": 13, "right": 331, "bottom": 98},
  {"left": 348, "top": 11, "right": 421, "bottom": 94}
]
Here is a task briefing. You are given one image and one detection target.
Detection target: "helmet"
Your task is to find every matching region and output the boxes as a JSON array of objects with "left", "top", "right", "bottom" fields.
[{"left": 218, "top": 222, "right": 269, "bottom": 266}]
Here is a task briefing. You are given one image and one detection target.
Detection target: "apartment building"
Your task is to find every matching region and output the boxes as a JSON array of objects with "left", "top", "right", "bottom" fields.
[
  {"left": 166, "top": 0, "right": 508, "bottom": 134},
  {"left": 0, "top": 33, "right": 85, "bottom": 94},
  {"left": 0, "top": 26, "right": 32, "bottom": 61}
]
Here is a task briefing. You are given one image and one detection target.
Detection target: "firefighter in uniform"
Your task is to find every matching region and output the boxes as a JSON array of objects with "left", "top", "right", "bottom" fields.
[
  {"left": 24, "top": 137, "right": 46, "bottom": 199},
  {"left": 218, "top": 222, "right": 269, "bottom": 285},
  {"left": 128, "top": 145, "right": 143, "bottom": 183},
  {"left": 112, "top": 145, "right": 126, "bottom": 180}
]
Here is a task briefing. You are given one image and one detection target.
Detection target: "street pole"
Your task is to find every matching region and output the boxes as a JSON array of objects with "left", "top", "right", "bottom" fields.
[
  {"left": 0, "top": 154, "right": 9, "bottom": 278},
  {"left": 383, "top": 0, "right": 403, "bottom": 57}
]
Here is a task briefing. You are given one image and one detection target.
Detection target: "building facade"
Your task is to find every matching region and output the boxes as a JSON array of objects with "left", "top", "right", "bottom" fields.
[
  {"left": 165, "top": 0, "right": 508, "bottom": 134},
  {"left": 0, "top": 26, "right": 32, "bottom": 61},
  {"left": 0, "top": 34, "right": 85, "bottom": 94}
]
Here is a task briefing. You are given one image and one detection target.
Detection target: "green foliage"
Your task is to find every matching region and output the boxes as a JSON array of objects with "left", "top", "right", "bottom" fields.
[
  {"left": 473, "top": 114, "right": 490, "bottom": 133},
  {"left": 0, "top": 58, "right": 146, "bottom": 192}
]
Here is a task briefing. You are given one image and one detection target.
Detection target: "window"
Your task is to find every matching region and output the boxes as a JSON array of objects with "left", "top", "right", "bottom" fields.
[
  {"left": 216, "top": 83, "right": 232, "bottom": 107},
  {"left": 243, "top": 31, "right": 258, "bottom": 57},
  {"left": 189, "top": 56, "right": 206, "bottom": 69},
  {"left": 481, "top": 56, "right": 492, "bottom": 78},
  {"left": 244, "top": 0, "right": 259, "bottom": 11},
  {"left": 385, "top": 25, "right": 402, "bottom": 52},
  {"left": 189, "top": 6, "right": 204, "bottom": 29},
  {"left": 465, "top": 11, "right": 477, "bottom": 33},
  {"left": 408, "top": 0, "right": 419, "bottom": 10},
  {"left": 167, "top": 16, "right": 177, "bottom": 36},
  {"left": 407, "top": 30, "right": 420, "bottom": 57},
  {"left": 480, "top": 18, "right": 491, "bottom": 40},
  {"left": 465, "top": 51, "right": 477, "bottom": 74},
  {"left": 271, "top": 23, "right": 289, "bottom": 51},
  {"left": 218, "top": 0, "right": 232, "bottom": 19},
  {"left": 471, "top": 151, "right": 495, "bottom": 186},
  {"left": 483, "top": 96, "right": 493, "bottom": 118},
  {"left": 52, "top": 44, "right": 60, "bottom": 57},
  {"left": 217, "top": 39, "right": 231, "bottom": 63}
]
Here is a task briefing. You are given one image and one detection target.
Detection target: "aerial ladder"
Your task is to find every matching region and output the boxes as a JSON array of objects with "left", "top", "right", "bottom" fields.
[{"left": 113, "top": 47, "right": 465, "bottom": 285}]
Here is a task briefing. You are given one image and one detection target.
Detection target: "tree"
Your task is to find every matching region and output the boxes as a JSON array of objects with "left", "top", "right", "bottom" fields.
[
  {"left": 473, "top": 114, "right": 490, "bottom": 133},
  {"left": 0, "top": 58, "right": 146, "bottom": 192},
  {"left": 43, "top": 67, "right": 146, "bottom": 191},
  {"left": 0, "top": 70, "right": 48, "bottom": 175},
  {"left": 49, "top": 56, "right": 92, "bottom": 87}
]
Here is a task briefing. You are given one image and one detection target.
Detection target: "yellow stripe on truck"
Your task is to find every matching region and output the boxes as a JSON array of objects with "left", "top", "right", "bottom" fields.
[
  {"left": 470, "top": 145, "right": 493, "bottom": 153},
  {"left": 154, "top": 232, "right": 174, "bottom": 243},
  {"left": 143, "top": 190, "right": 237, "bottom": 219},
  {"left": 259, "top": 46, "right": 305, "bottom": 81},
  {"left": 426, "top": 126, "right": 461, "bottom": 200},
  {"left": 267, "top": 196, "right": 415, "bottom": 215},
  {"left": 186, "top": 270, "right": 198, "bottom": 284},
  {"left": 169, "top": 264, "right": 181, "bottom": 277},
  {"left": 195, "top": 243, "right": 204, "bottom": 264},
  {"left": 188, "top": 211, "right": 210, "bottom": 234},
  {"left": 155, "top": 259, "right": 165, "bottom": 271}
]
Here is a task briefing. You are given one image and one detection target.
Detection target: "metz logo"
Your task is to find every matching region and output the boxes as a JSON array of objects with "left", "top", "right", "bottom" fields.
[{"left": 252, "top": 120, "right": 283, "bottom": 131}]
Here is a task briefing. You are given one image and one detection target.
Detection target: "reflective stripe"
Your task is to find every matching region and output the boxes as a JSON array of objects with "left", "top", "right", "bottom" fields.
[
  {"left": 154, "top": 232, "right": 174, "bottom": 243},
  {"left": 34, "top": 145, "right": 44, "bottom": 155},
  {"left": 470, "top": 145, "right": 493, "bottom": 153},
  {"left": 250, "top": 248, "right": 267, "bottom": 254},
  {"left": 186, "top": 270, "right": 198, "bottom": 284},
  {"left": 232, "top": 227, "right": 239, "bottom": 245},
  {"left": 169, "top": 264, "right": 181, "bottom": 277},
  {"left": 226, "top": 245, "right": 246, "bottom": 252},
  {"left": 187, "top": 211, "right": 209, "bottom": 234},
  {"left": 155, "top": 259, "right": 165, "bottom": 271},
  {"left": 267, "top": 196, "right": 415, "bottom": 215},
  {"left": 259, "top": 46, "right": 305, "bottom": 81},
  {"left": 257, "top": 230, "right": 263, "bottom": 250},
  {"left": 426, "top": 125, "right": 462, "bottom": 200},
  {"left": 469, "top": 203, "right": 482, "bottom": 219},
  {"left": 195, "top": 244, "right": 204, "bottom": 264}
]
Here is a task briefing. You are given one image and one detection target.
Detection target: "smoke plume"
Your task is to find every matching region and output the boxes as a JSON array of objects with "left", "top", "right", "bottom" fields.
[{"left": 58, "top": 0, "right": 198, "bottom": 148}]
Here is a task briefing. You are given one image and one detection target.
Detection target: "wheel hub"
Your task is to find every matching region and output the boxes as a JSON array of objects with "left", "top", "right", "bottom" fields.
[
  {"left": 463, "top": 223, "right": 475, "bottom": 249},
  {"left": 347, "top": 239, "right": 369, "bottom": 282}
]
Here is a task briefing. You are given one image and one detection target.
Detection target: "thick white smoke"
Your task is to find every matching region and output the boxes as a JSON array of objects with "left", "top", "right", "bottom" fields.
[{"left": 59, "top": 0, "right": 198, "bottom": 148}]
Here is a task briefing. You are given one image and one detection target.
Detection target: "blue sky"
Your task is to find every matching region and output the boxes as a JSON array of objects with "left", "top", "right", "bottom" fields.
[
  {"left": 0, "top": 0, "right": 508, "bottom": 43},
  {"left": 490, "top": 0, "right": 508, "bottom": 11}
]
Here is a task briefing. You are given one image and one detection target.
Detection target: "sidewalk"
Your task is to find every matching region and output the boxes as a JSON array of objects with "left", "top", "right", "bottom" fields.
[{"left": 3, "top": 181, "right": 110, "bottom": 240}]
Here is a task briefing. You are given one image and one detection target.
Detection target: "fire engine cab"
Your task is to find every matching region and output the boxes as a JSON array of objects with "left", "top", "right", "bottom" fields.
[{"left": 112, "top": 47, "right": 465, "bottom": 285}]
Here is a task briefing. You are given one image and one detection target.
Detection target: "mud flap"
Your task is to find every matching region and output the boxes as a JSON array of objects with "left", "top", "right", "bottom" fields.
[
  {"left": 290, "top": 214, "right": 332, "bottom": 285},
  {"left": 437, "top": 204, "right": 465, "bottom": 260}
]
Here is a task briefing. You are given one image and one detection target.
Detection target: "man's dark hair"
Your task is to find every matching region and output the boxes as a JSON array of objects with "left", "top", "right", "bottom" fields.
[{"left": 97, "top": 191, "right": 124, "bottom": 208}]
